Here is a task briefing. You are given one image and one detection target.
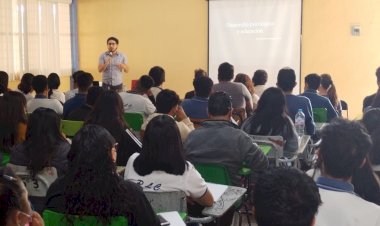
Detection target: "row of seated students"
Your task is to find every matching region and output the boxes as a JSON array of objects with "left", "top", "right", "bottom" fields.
[
  {"left": 1, "top": 64, "right": 380, "bottom": 226},
  {"left": 1, "top": 116, "right": 380, "bottom": 226}
]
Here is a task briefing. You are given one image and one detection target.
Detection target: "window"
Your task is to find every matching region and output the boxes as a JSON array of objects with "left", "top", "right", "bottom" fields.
[{"left": 0, "top": 0, "right": 72, "bottom": 80}]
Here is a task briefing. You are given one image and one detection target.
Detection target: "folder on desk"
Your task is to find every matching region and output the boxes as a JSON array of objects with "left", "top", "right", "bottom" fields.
[{"left": 206, "top": 182, "right": 228, "bottom": 201}]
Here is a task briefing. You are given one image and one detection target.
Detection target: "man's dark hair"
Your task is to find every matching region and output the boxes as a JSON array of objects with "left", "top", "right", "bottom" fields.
[
  {"left": 149, "top": 66, "right": 165, "bottom": 87},
  {"left": 72, "top": 70, "right": 83, "bottom": 84},
  {"left": 320, "top": 119, "right": 372, "bottom": 179},
  {"left": 305, "top": 74, "right": 321, "bottom": 90},
  {"left": 194, "top": 76, "right": 213, "bottom": 98},
  {"left": 252, "top": 70, "right": 268, "bottom": 86},
  {"left": 156, "top": 89, "right": 180, "bottom": 114},
  {"left": 194, "top": 69, "right": 208, "bottom": 79},
  {"left": 0, "top": 71, "right": 9, "bottom": 92},
  {"left": 32, "top": 75, "right": 48, "bottom": 94},
  {"left": 277, "top": 68, "right": 296, "bottom": 92},
  {"left": 375, "top": 67, "right": 380, "bottom": 82},
  {"left": 18, "top": 73, "right": 34, "bottom": 94},
  {"left": 77, "top": 72, "right": 94, "bottom": 92},
  {"left": 86, "top": 86, "right": 104, "bottom": 106},
  {"left": 218, "top": 62, "right": 234, "bottom": 81},
  {"left": 138, "top": 75, "right": 154, "bottom": 91},
  {"left": 208, "top": 91, "right": 232, "bottom": 116},
  {"left": 253, "top": 168, "right": 321, "bottom": 226},
  {"left": 107, "top": 36, "right": 119, "bottom": 44}
]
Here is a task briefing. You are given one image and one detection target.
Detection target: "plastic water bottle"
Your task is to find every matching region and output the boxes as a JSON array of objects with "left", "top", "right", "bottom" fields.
[{"left": 295, "top": 109, "right": 305, "bottom": 138}]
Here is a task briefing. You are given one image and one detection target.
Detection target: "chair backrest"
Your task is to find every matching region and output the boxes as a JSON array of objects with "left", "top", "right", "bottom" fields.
[
  {"left": 124, "top": 112, "right": 144, "bottom": 131},
  {"left": 144, "top": 190, "right": 187, "bottom": 213},
  {"left": 1, "top": 151, "right": 10, "bottom": 166},
  {"left": 312, "top": 108, "right": 327, "bottom": 123},
  {"left": 340, "top": 100, "right": 348, "bottom": 118},
  {"left": 194, "top": 163, "right": 231, "bottom": 185},
  {"left": 43, "top": 210, "right": 128, "bottom": 226},
  {"left": 250, "top": 135, "right": 284, "bottom": 166},
  {"left": 232, "top": 108, "right": 246, "bottom": 126},
  {"left": 61, "top": 120, "right": 84, "bottom": 137},
  {"left": 7, "top": 163, "right": 58, "bottom": 197}
]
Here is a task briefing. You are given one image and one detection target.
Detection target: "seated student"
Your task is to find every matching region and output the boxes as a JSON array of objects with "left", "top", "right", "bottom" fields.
[
  {"left": 64, "top": 70, "right": 83, "bottom": 101},
  {"left": 213, "top": 62, "right": 253, "bottom": 114},
  {"left": 0, "top": 71, "right": 10, "bottom": 94},
  {"left": 142, "top": 89, "right": 194, "bottom": 142},
  {"left": 63, "top": 71, "right": 93, "bottom": 119},
  {"left": 300, "top": 74, "right": 338, "bottom": 121},
  {"left": 184, "top": 68, "right": 208, "bottom": 99},
  {"left": 0, "top": 92, "right": 28, "bottom": 153},
  {"left": 17, "top": 73, "right": 34, "bottom": 102},
  {"left": 148, "top": 66, "right": 165, "bottom": 100},
  {"left": 47, "top": 73, "right": 65, "bottom": 104},
  {"left": 241, "top": 87, "right": 299, "bottom": 158},
  {"left": 234, "top": 73, "right": 259, "bottom": 111},
  {"left": 10, "top": 108, "right": 70, "bottom": 212},
  {"left": 319, "top": 74, "right": 342, "bottom": 116},
  {"left": 277, "top": 68, "right": 315, "bottom": 136},
  {"left": 26, "top": 75, "right": 63, "bottom": 114},
  {"left": 252, "top": 69, "right": 268, "bottom": 97},
  {"left": 119, "top": 75, "right": 156, "bottom": 120},
  {"left": 0, "top": 167, "right": 44, "bottom": 226},
  {"left": 363, "top": 67, "right": 380, "bottom": 112},
  {"left": 66, "top": 86, "right": 104, "bottom": 121},
  {"left": 362, "top": 108, "right": 380, "bottom": 175},
  {"left": 182, "top": 76, "right": 213, "bottom": 119},
  {"left": 313, "top": 119, "right": 380, "bottom": 226},
  {"left": 44, "top": 125, "right": 160, "bottom": 226},
  {"left": 185, "top": 92, "right": 268, "bottom": 226},
  {"left": 185, "top": 92, "right": 268, "bottom": 186},
  {"left": 125, "top": 115, "right": 213, "bottom": 207},
  {"left": 85, "top": 90, "right": 141, "bottom": 166},
  {"left": 253, "top": 168, "right": 321, "bottom": 226}
]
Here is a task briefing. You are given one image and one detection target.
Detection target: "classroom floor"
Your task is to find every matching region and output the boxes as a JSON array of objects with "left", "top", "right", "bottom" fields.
[{"left": 231, "top": 212, "right": 257, "bottom": 226}]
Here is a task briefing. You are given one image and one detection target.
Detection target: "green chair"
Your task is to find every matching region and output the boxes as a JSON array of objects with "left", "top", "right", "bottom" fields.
[
  {"left": 313, "top": 108, "right": 327, "bottom": 123},
  {"left": 61, "top": 120, "right": 84, "bottom": 138},
  {"left": 194, "top": 163, "right": 251, "bottom": 226},
  {"left": 43, "top": 210, "right": 128, "bottom": 226},
  {"left": 194, "top": 163, "right": 231, "bottom": 185},
  {"left": 123, "top": 112, "right": 144, "bottom": 131},
  {"left": 1, "top": 152, "right": 10, "bottom": 166}
]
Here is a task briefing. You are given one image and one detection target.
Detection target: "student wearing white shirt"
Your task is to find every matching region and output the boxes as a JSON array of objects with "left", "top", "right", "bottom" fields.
[
  {"left": 64, "top": 70, "right": 82, "bottom": 101},
  {"left": 48, "top": 73, "right": 65, "bottom": 103},
  {"left": 125, "top": 115, "right": 213, "bottom": 207},
  {"left": 148, "top": 66, "right": 165, "bottom": 100},
  {"left": 119, "top": 75, "right": 156, "bottom": 119},
  {"left": 27, "top": 75, "right": 63, "bottom": 114},
  {"left": 314, "top": 119, "right": 380, "bottom": 226}
]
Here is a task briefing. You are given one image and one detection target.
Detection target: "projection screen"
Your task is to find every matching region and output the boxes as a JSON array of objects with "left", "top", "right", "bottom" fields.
[{"left": 208, "top": 0, "right": 302, "bottom": 93}]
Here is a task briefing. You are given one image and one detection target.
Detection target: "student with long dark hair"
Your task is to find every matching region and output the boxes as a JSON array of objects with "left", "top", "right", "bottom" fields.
[
  {"left": 0, "top": 91, "right": 28, "bottom": 153},
  {"left": 125, "top": 115, "right": 213, "bottom": 206},
  {"left": 45, "top": 125, "right": 159, "bottom": 226},
  {"left": 319, "top": 74, "right": 342, "bottom": 116},
  {"left": 241, "top": 87, "right": 298, "bottom": 157},
  {"left": 0, "top": 167, "right": 44, "bottom": 226},
  {"left": 17, "top": 73, "right": 34, "bottom": 102},
  {"left": 10, "top": 108, "right": 70, "bottom": 212},
  {"left": 85, "top": 90, "right": 141, "bottom": 165}
]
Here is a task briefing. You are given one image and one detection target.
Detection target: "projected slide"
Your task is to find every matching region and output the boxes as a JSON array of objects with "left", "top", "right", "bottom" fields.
[{"left": 209, "top": 0, "right": 302, "bottom": 92}]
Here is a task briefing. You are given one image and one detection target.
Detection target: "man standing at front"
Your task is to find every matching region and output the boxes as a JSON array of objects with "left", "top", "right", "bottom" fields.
[{"left": 98, "top": 37, "right": 128, "bottom": 91}]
